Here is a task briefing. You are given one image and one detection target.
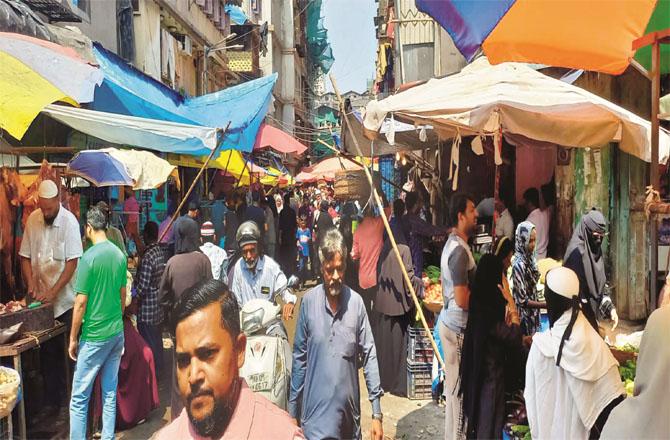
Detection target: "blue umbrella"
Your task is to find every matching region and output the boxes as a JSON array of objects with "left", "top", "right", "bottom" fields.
[{"left": 67, "top": 150, "right": 134, "bottom": 187}]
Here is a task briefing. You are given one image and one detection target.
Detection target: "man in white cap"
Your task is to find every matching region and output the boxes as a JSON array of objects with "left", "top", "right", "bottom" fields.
[
  {"left": 200, "top": 220, "right": 228, "bottom": 283},
  {"left": 19, "top": 179, "right": 83, "bottom": 414},
  {"left": 524, "top": 267, "right": 625, "bottom": 440}
]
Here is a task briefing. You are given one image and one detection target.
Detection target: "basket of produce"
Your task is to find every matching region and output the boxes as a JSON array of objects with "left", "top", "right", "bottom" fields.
[
  {"left": 421, "top": 266, "right": 444, "bottom": 313},
  {"left": 0, "top": 367, "right": 21, "bottom": 418}
]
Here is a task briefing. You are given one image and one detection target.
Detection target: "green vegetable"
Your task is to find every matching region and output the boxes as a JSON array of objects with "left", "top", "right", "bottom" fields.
[
  {"left": 619, "top": 344, "right": 639, "bottom": 353},
  {"left": 618, "top": 360, "right": 637, "bottom": 382}
]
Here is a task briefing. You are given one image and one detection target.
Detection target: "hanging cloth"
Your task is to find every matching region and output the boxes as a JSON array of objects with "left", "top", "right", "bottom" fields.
[{"left": 449, "top": 130, "right": 462, "bottom": 191}]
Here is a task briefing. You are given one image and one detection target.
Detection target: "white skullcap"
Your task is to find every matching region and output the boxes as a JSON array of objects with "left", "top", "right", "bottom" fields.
[
  {"left": 38, "top": 180, "right": 58, "bottom": 199},
  {"left": 546, "top": 266, "right": 579, "bottom": 299}
]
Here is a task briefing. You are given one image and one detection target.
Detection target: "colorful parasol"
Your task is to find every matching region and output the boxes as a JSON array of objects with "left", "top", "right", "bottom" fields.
[
  {"left": 416, "top": 0, "right": 659, "bottom": 74},
  {"left": 0, "top": 32, "right": 103, "bottom": 139},
  {"left": 67, "top": 150, "right": 134, "bottom": 187}
]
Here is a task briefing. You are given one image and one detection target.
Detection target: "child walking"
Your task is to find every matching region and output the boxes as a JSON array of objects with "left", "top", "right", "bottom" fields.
[{"left": 296, "top": 216, "right": 312, "bottom": 287}]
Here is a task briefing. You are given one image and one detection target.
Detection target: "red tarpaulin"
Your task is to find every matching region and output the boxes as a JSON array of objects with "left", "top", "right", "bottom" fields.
[{"left": 253, "top": 123, "right": 307, "bottom": 155}]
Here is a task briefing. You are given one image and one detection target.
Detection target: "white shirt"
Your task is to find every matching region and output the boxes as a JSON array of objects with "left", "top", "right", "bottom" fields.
[
  {"left": 525, "top": 311, "right": 624, "bottom": 440},
  {"left": 495, "top": 209, "right": 515, "bottom": 240},
  {"left": 19, "top": 206, "right": 83, "bottom": 318},
  {"left": 526, "top": 208, "right": 549, "bottom": 259},
  {"left": 200, "top": 242, "right": 228, "bottom": 283}
]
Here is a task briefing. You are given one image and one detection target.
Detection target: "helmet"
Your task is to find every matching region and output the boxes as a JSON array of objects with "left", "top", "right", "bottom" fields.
[{"left": 236, "top": 221, "right": 261, "bottom": 248}]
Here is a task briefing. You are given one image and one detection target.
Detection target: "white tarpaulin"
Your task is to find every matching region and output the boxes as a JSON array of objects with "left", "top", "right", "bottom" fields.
[
  {"left": 661, "top": 94, "right": 670, "bottom": 121},
  {"left": 364, "top": 58, "right": 670, "bottom": 163},
  {"left": 102, "top": 148, "right": 178, "bottom": 190},
  {"left": 42, "top": 104, "right": 219, "bottom": 155}
]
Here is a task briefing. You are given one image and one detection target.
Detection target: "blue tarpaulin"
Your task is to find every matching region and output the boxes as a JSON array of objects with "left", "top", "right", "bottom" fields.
[
  {"left": 224, "top": 4, "right": 249, "bottom": 25},
  {"left": 91, "top": 43, "right": 276, "bottom": 154}
]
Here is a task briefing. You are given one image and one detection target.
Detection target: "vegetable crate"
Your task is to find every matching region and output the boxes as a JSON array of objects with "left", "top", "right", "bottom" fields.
[
  {"left": 408, "top": 327, "right": 434, "bottom": 364},
  {"left": 407, "top": 360, "right": 432, "bottom": 400}
]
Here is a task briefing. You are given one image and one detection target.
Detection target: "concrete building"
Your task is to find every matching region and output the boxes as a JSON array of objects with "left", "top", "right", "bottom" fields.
[{"left": 373, "top": 0, "right": 466, "bottom": 96}]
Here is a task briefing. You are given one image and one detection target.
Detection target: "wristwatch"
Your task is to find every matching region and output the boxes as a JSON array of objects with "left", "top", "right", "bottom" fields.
[{"left": 372, "top": 413, "right": 383, "bottom": 422}]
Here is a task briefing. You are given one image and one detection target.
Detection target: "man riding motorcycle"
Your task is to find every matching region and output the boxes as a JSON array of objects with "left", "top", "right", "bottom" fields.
[{"left": 228, "top": 221, "right": 296, "bottom": 337}]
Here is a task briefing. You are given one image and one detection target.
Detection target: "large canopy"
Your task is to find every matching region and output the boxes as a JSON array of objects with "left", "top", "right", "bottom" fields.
[
  {"left": 416, "top": 0, "right": 657, "bottom": 75},
  {"left": 43, "top": 104, "right": 219, "bottom": 155},
  {"left": 364, "top": 58, "right": 670, "bottom": 163},
  {"left": 0, "top": 32, "right": 102, "bottom": 139},
  {"left": 343, "top": 111, "right": 437, "bottom": 156},
  {"left": 91, "top": 44, "right": 276, "bottom": 153},
  {"left": 301, "top": 156, "right": 362, "bottom": 181}
]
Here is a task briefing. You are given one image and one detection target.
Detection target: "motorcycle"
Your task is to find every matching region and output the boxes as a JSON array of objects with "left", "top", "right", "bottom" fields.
[{"left": 239, "top": 275, "right": 299, "bottom": 410}]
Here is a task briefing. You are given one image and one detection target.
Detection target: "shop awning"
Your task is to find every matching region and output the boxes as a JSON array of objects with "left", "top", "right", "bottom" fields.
[
  {"left": 300, "top": 156, "right": 362, "bottom": 181},
  {"left": 254, "top": 123, "right": 308, "bottom": 155},
  {"left": 416, "top": 0, "right": 657, "bottom": 75},
  {"left": 91, "top": 44, "right": 276, "bottom": 152},
  {"left": 364, "top": 58, "right": 670, "bottom": 164},
  {"left": 42, "top": 104, "right": 219, "bottom": 155},
  {"left": 0, "top": 32, "right": 103, "bottom": 139},
  {"left": 104, "top": 148, "right": 178, "bottom": 190},
  {"left": 343, "top": 111, "right": 436, "bottom": 156}
]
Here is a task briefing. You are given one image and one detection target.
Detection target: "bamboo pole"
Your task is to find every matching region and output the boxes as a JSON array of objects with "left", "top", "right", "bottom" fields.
[
  {"left": 158, "top": 122, "right": 231, "bottom": 243},
  {"left": 329, "top": 74, "right": 446, "bottom": 372}
]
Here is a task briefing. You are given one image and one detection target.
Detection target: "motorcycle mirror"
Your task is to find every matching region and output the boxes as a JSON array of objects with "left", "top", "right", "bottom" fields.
[{"left": 287, "top": 275, "right": 300, "bottom": 289}]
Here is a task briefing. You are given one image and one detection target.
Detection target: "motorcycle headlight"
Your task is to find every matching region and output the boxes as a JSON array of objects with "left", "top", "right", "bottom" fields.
[{"left": 241, "top": 308, "right": 265, "bottom": 335}]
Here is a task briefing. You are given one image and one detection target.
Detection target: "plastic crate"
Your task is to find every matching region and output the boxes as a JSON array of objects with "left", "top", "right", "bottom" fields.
[
  {"left": 408, "top": 326, "right": 434, "bottom": 363},
  {"left": 407, "top": 360, "right": 432, "bottom": 400}
]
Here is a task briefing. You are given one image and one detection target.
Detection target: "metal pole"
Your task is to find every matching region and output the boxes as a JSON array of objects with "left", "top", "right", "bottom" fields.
[
  {"left": 650, "top": 41, "right": 661, "bottom": 311},
  {"left": 330, "top": 73, "right": 446, "bottom": 372},
  {"left": 158, "top": 122, "right": 231, "bottom": 243},
  {"left": 203, "top": 47, "right": 209, "bottom": 95}
]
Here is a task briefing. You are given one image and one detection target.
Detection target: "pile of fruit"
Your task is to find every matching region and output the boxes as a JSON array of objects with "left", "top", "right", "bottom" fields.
[
  {"left": 0, "top": 367, "right": 20, "bottom": 418},
  {"left": 422, "top": 266, "right": 443, "bottom": 310},
  {"left": 617, "top": 344, "right": 638, "bottom": 396},
  {"left": 0, "top": 301, "right": 24, "bottom": 315}
]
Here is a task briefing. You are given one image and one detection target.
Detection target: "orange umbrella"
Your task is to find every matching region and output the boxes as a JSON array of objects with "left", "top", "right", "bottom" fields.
[{"left": 416, "top": 0, "right": 658, "bottom": 74}]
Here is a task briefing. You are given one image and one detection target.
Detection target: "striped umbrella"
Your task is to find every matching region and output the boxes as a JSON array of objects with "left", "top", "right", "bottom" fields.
[
  {"left": 416, "top": 0, "right": 658, "bottom": 74},
  {"left": 0, "top": 32, "right": 103, "bottom": 139}
]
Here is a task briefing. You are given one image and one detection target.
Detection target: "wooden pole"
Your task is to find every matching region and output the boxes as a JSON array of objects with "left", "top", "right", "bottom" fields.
[
  {"left": 158, "top": 122, "right": 231, "bottom": 243},
  {"left": 329, "top": 73, "right": 446, "bottom": 371},
  {"left": 650, "top": 41, "right": 661, "bottom": 311}
]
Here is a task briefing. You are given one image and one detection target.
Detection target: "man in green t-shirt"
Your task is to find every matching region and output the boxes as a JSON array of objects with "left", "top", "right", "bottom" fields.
[{"left": 68, "top": 206, "right": 127, "bottom": 440}]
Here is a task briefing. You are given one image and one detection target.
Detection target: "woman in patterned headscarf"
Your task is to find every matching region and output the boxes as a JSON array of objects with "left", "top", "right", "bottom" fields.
[{"left": 512, "top": 221, "right": 546, "bottom": 336}]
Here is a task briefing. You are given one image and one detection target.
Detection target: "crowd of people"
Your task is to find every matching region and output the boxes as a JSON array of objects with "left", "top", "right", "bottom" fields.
[{"left": 16, "top": 178, "right": 668, "bottom": 440}]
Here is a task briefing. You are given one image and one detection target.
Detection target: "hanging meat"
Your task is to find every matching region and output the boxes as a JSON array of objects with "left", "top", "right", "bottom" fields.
[
  {"left": 0, "top": 168, "right": 27, "bottom": 294},
  {"left": 21, "top": 160, "right": 61, "bottom": 228}
]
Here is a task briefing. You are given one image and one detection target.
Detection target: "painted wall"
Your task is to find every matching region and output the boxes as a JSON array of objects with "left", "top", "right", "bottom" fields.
[{"left": 72, "top": 0, "right": 118, "bottom": 52}]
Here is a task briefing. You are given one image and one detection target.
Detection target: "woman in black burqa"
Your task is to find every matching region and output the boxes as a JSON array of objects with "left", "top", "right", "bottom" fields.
[{"left": 459, "top": 254, "right": 522, "bottom": 439}]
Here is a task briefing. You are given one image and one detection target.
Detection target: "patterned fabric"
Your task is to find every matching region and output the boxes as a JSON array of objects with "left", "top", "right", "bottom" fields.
[
  {"left": 135, "top": 243, "right": 169, "bottom": 325},
  {"left": 512, "top": 221, "right": 541, "bottom": 336}
]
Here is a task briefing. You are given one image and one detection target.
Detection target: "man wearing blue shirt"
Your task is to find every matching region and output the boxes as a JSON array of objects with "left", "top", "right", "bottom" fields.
[{"left": 289, "top": 228, "right": 384, "bottom": 440}]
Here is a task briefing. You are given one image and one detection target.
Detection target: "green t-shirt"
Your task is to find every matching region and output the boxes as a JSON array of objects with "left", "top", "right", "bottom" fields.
[{"left": 74, "top": 240, "right": 126, "bottom": 341}]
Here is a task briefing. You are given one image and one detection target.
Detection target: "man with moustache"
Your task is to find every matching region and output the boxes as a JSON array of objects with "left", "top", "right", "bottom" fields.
[
  {"left": 289, "top": 228, "right": 384, "bottom": 440},
  {"left": 20, "top": 180, "right": 83, "bottom": 414},
  {"left": 156, "top": 279, "right": 303, "bottom": 440}
]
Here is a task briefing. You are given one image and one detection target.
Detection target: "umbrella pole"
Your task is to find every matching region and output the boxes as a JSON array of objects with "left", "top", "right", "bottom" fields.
[
  {"left": 234, "top": 157, "right": 249, "bottom": 190},
  {"left": 650, "top": 40, "right": 661, "bottom": 310},
  {"left": 329, "top": 74, "right": 446, "bottom": 372},
  {"left": 158, "top": 122, "right": 231, "bottom": 243}
]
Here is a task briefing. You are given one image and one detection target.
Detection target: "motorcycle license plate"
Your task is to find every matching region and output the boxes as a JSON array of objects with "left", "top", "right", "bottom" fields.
[{"left": 247, "top": 372, "right": 271, "bottom": 391}]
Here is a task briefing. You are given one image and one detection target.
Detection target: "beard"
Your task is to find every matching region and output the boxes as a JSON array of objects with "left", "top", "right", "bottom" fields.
[
  {"left": 186, "top": 380, "right": 239, "bottom": 438},
  {"left": 44, "top": 214, "right": 56, "bottom": 226},
  {"left": 244, "top": 258, "right": 258, "bottom": 271},
  {"left": 327, "top": 283, "right": 342, "bottom": 297}
]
